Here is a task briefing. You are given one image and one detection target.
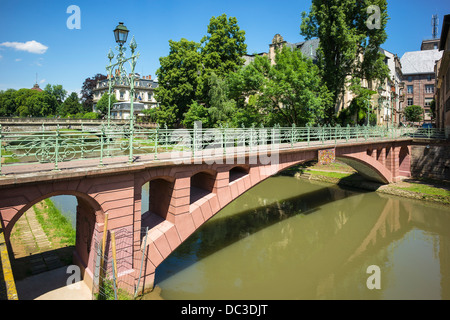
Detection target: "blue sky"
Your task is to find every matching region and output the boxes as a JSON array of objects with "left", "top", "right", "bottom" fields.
[{"left": 0, "top": 0, "right": 449, "bottom": 96}]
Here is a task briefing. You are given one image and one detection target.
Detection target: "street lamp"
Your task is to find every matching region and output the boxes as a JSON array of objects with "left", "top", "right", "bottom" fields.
[
  {"left": 113, "top": 22, "right": 129, "bottom": 47},
  {"left": 105, "top": 22, "right": 140, "bottom": 163}
]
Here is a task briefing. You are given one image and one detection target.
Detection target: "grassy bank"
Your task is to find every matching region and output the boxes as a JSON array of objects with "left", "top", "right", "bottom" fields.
[
  {"left": 33, "top": 198, "right": 76, "bottom": 248},
  {"left": 284, "top": 161, "right": 450, "bottom": 205}
]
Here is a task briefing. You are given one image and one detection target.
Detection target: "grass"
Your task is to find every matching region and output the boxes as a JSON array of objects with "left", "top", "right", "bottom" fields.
[
  {"left": 304, "top": 169, "right": 354, "bottom": 179},
  {"left": 33, "top": 198, "right": 75, "bottom": 247},
  {"left": 391, "top": 183, "right": 450, "bottom": 198}
]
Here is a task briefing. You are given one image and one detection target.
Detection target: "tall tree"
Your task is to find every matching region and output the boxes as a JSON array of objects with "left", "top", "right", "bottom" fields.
[
  {"left": 81, "top": 73, "right": 107, "bottom": 112},
  {"left": 201, "top": 14, "right": 247, "bottom": 78},
  {"left": 300, "top": 0, "right": 389, "bottom": 123},
  {"left": 60, "top": 92, "right": 82, "bottom": 116},
  {"left": 155, "top": 39, "right": 203, "bottom": 127},
  {"left": 200, "top": 14, "right": 247, "bottom": 105},
  {"left": 0, "top": 89, "right": 18, "bottom": 116}
]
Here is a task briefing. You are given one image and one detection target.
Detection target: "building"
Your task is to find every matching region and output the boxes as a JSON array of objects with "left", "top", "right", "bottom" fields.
[
  {"left": 92, "top": 73, "right": 158, "bottom": 116},
  {"left": 400, "top": 39, "right": 442, "bottom": 123},
  {"left": 435, "top": 14, "right": 450, "bottom": 136},
  {"left": 30, "top": 83, "right": 43, "bottom": 92}
]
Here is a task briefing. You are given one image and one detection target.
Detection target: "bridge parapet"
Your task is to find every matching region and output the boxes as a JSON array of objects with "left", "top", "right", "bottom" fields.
[{"left": 0, "top": 124, "right": 444, "bottom": 177}]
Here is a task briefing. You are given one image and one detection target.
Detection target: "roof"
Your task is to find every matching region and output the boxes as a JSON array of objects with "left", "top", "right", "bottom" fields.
[
  {"left": 400, "top": 49, "right": 443, "bottom": 75},
  {"left": 285, "top": 38, "right": 320, "bottom": 60},
  {"left": 31, "top": 83, "right": 43, "bottom": 92}
]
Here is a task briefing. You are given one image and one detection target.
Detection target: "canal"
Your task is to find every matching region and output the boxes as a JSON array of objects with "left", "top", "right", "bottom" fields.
[{"left": 51, "top": 175, "right": 450, "bottom": 300}]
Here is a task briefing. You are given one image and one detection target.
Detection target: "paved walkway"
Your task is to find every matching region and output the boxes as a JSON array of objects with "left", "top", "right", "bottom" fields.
[
  {"left": 9, "top": 206, "right": 91, "bottom": 299},
  {"left": 10, "top": 207, "right": 64, "bottom": 275}
]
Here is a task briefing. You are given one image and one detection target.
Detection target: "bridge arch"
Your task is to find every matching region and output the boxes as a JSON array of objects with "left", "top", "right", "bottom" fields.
[
  {"left": 337, "top": 155, "right": 391, "bottom": 184},
  {"left": 0, "top": 187, "right": 105, "bottom": 287}
]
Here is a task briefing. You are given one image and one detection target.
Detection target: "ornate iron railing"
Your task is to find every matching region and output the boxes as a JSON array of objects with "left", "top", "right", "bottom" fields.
[{"left": 0, "top": 123, "right": 446, "bottom": 175}]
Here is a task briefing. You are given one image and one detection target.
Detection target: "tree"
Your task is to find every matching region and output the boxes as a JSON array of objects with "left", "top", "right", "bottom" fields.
[
  {"left": 200, "top": 14, "right": 247, "bottom": 104},
  {"left": 300, "top": 0, "right": 389, "bottom": 123},
  {"left": 60, "top": 92, "right": 82, "bottom": 116},
  {"left": 0, "top": 89, "right": 18, "bottom": 116},
  {"left": 155, "top": 39, "right": 203, "bottom": 127},
  {"left": 14, "top": 89, "right": 57, "bottom": 117},
  {"left": 81, "top": 73, "right": 107, "bottom": 112},
  {"left": 249, "top": 47, "right": 331, "bottom": 126},
  {"left": 201, "top": 14, "right": 247, "bottom": 78},
  {"left": 95, "top": 93, "right": 117, "bottom": 116},
  {"left": 404, "top": 105, "right": 423, "bottom": 123}
]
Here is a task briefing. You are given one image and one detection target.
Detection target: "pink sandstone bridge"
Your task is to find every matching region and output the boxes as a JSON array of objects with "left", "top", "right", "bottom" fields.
[{"left": 0, "top": 126, "right": 416, "bottom": 295}]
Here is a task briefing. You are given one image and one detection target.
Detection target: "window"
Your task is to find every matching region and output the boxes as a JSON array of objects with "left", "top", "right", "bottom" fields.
[
  {"left": 427, "top": 74, "right": 432, "bottom": 81},
  {"left": 408, "top": 76, "right": 412, "bottom": 82},
  {"left": 425, "top": 85, "right": 434, "bottom": 93},
  {"left": 407, "top": 85, "right": 413, "bottom": 94},
  {"left": 424, "top": 98, "right": 433, "bottom": 107},
  {"left": 120, "top": 91, "right": 125, "bottom": 100},
  {"left": 407, "top": 98, "right": 413, "bottom": 106}
]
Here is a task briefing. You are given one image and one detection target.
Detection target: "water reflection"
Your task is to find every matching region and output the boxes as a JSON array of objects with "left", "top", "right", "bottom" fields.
[{"left": 154, "top": 177, "right": 450, "bottom": 300}]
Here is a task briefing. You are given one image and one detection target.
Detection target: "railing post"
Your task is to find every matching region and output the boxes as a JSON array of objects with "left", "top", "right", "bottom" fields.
[
  {"left": 307, "top": 124, "right": 310, "bottom": 146},
  {"left": 54, "top": 124, "right": 60, "bottom": 171},
  {"left": 290, "top": 123, "right": 295, "bottom": 148},
  {"left": 154, "top": 124, "right": 159, "bottom": 160},
  {"left": 99, "top": 124, "right": 105, "bottom": 167}
]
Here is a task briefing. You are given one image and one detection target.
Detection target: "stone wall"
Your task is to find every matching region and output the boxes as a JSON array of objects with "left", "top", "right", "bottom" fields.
[{"left": 411, "top": 141, "right": 450, "bottom": 180}]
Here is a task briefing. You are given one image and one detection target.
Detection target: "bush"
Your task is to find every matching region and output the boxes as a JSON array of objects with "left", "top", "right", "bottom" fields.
[{"left": 82, "top": 112, "right": 100, "bottom": 120}]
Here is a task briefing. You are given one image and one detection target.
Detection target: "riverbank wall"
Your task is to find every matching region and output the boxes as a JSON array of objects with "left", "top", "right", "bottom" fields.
[{"left": 411, "top": 140, "right": 450, "bottom": 181}]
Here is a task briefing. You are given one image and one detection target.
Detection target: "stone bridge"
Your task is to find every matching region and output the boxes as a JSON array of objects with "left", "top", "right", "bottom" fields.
[{"left": 0, "top": 135, "right": 413, "bottom": 294}]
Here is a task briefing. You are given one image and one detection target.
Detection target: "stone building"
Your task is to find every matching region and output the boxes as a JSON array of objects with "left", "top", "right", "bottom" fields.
[
  {"left": 435, "top": 14, "right": 450, "bottom": 136},
  {"left": 400, "top": 39, "right": 442, "bottom": 124},
  {"left": 92, "top": 73, "right": 158, "bottom": 117}
]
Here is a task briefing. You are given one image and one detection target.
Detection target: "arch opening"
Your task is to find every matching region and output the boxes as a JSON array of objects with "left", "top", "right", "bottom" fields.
[
  {"left": 190, "top": 171, "right": 217, "bottom": 204},
  {"left": 229, "top": 166, "right": 249, "bottom": 183},
  {"left": 141, "top": 178, "right": 174, "bottom": 220}
]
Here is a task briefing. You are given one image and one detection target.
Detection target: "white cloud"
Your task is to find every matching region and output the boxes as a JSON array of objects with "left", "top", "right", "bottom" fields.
[
  {"left": 15, "top": 58, "right": 22, "bottom": 62},
  {"left": 39, "top": 79, "right": 46, "bottom": 84},
  {"left": 0, "top": 40, "right": 48, "bottom": 54},
  {"left": 0, "top": 55, "right": 2, "bottom": 59}
]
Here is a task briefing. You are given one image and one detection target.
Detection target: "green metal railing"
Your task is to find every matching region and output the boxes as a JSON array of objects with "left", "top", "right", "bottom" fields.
[{"left": 0, "top": 123, "right": 446, "bottom": 175}]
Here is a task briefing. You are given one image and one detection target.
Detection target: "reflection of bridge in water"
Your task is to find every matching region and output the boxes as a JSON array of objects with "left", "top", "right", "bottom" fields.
[
  {"left": 157, "top": 183, "right": 450, "bottom": 299},
  {"left": 0, "top": 125, "right": 445, "bottom": 298}
]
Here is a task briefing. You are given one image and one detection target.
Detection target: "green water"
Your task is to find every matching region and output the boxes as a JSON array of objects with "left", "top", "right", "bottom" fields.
[{"left": 153, "top": 176, "right": 450, "bottom": 300}]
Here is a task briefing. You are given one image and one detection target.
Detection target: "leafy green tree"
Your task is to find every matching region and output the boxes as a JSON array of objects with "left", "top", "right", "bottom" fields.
[
  {"left": 300, "top": 0, "right": 389, "bottom": 123},
  {"left": 95, "top": 93, "right": 117, "bottom": 116},
  {"left": 257, "top": 47, "right": 331, "bottom": 126},
  {"left": 155, "top": 39, "right": 203, "bottom": 127},
  {"left": 404, "top": 105, "right": 423, "bottom": 123},
  {"left": 14, "top": 89, "right": 57, "bottom": 117},
  {"left": 182, "top": 101, "right": 212, "bottom": 128},
  {"left": 207, "top": 72, "right": 236, "bottom": 125},
  {"left": 201, "top": 14, "right": 247, "bottom": 78},
  {"left": 0, "top": 89, "right": 18, "bottom": 116},
  {"left": 60, "top": 92, "right": 82, "bottom": 116}
]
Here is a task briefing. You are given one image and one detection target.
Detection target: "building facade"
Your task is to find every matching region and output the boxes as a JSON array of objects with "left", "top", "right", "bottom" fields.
[
  {"left": 92, "top": 74, "right": 158, "bottom": 118},
  {"left": 435, "top": 14, "right": 450, "bottom": 136},
  {"left": 400, "top": 39, "right": 442, "bottom": 124}
]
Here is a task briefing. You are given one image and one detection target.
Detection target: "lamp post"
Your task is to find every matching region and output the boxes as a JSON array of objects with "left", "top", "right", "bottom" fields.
[
  {"left": 377, "top": 85, "right": 384, "bottom": 127},
  {"left": 106, "top": 22, "right": 140, "bottom": 163}
]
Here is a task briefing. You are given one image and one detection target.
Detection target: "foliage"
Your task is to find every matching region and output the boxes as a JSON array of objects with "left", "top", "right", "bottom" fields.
[
  {"left": 182, "top": 101, "right": 212, "bottom": 128},
  {"left": 81, "top": 73, "right": 107, "bottom": 112},
  {"left": 253, "top": 47, "right": 332, "bottom": 126},
  {"left": 95, "top": 92, "right": 117, "bottom": 116},
  {"left": 60, "top": 92, "right": 83, "bottom": 116},
  {"left": 0, "top": 89, "right": 18, "bottom": 116},
  {"left": 155, "top": 39, "right": 203, "bottom": 127},
  {"left": 200, "top": 14, "right": 247, "bottom": 80},
  {"left": 154, "top": 14, "right": 246, "bottom": 127},
  {"left": 14, "top": 88, "right": 58, "bottom": 117},
  {"left": 404, "top": 105, "right": 423, "bottom": 122},
  {"left": 82, "top": 112, "right": 100, "bottom": 120},
  {"left": 339, "top": 84, "right": 377, "bottom": 125},
  {"left": 300, "top": 0, "right": 390, "bottom": 123}
]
